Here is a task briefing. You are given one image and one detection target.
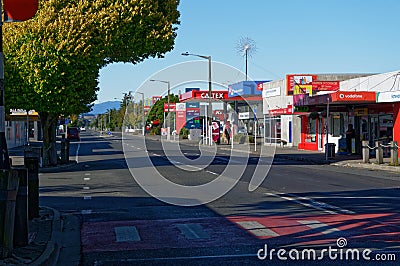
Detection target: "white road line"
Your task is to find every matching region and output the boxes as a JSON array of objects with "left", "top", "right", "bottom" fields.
[
  {"left": 75, "top": 142, "right": 81, "bottom": 163},
  {"left": 81, "top": 210, "right": 92, "bottom": 215},
  {"left": 265, "top": 192, "right": 337, "bottom": 214},
  {"left": 206, "top": 170, "right": 219, "bottom": 176},
  {"left": 298, "top": 220, "right": 340, "bottom": 234},
  {"left": 84, "top": 177, "right": 91, "bottom": 181},
  {"left": 83, "top": 196, "right": 92, "bottom": 200},
  {"left": 84, "top": 173, "right": 91, "bottom": 176},
  {"left": 83, "top": 186, "right": 90, "bottom": 190},
  {"left": 236, "top": 221, "right": 279, "bottom": 237}
]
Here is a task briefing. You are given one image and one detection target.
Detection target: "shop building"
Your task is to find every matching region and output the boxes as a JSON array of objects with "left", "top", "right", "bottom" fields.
[
  {"left": 262, "top": 79, "right": 299, "bottom": 147},
  {"left": 227, "top": 81, "right": 267, "bottom": 136},
  {"left": 292, "top": 70, "right": 400, "bottom": 156}
]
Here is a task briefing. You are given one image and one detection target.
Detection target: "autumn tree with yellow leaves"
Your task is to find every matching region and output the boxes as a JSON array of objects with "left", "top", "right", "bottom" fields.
[{"left": 3, "top": 0, "right": 180, "bottom": 166}]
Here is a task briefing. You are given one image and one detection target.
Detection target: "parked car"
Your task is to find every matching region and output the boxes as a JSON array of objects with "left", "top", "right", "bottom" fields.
[{"left": 67, "top": 127, "right": 80, "bottom": 140}]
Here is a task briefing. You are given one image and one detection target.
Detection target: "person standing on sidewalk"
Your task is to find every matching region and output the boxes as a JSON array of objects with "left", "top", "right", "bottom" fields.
[
  {"left": 345, "top": 124, "right": 355, "bottom": 153},
  {"left": 224, "top": 121, "right": 231, "bottom": 145}
]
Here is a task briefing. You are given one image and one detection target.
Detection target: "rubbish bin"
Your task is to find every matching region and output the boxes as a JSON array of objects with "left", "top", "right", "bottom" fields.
[{"left": 325, "top": 143, "right": 336, "bottom": 158}]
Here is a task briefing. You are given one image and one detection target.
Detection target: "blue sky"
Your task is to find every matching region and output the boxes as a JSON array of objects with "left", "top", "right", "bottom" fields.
[{"left": 97, "top": 0, "right": 400, "bottom": 103}]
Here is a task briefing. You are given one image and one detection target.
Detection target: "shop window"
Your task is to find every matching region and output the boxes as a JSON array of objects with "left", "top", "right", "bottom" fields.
[
  {"left": 331, "top": 114, "right": 343, "bottom": 137},
  {"left": 306, "top": 117, "right": 317, "bottom": 142}
]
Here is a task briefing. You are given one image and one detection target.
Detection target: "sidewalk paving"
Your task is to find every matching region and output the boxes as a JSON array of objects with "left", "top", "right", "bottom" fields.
[{"left": 1, "top": 136, "right": 399, "bottom": 265}]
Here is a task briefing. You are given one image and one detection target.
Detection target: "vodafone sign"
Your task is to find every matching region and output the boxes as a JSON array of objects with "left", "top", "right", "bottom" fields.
[{"left": 331, "top": 91, "right": 376, "bottom": 102}]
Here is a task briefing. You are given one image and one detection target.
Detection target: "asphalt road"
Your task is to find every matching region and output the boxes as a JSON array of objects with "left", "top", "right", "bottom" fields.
[{"left": 39, "top": 131, "right": 399, "bottom": 266}]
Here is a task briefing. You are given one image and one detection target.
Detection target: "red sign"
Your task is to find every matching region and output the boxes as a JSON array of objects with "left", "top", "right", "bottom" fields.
[
  {"left": 286, "top": 74, "right": 317, "bottom": 95},
  {"left": 256, "top": 83, "right": 263, "bottom": 91},
  {"left": 269, "top": 105, "right": 293, "bottom": 116},
  {"left": 164, "top": 103, "right": 176, "bottom": 112},
  {"left": 193, "top": 91, "right": 228, "bottom": 100},
  {"left": 4, "top": 0, "right": 38, "bottom": 21},
  {"left": 331, "top": 91, "right": 376, "bottom": 102},
  {"left": 152, "top": 96, "right": 162, "bottom": 105},
  {"left": 312, "top": 81, "right": 340, "bottom": 92},
  {"left": 213, "top": 110, "right": 225, "bottom": 121}
]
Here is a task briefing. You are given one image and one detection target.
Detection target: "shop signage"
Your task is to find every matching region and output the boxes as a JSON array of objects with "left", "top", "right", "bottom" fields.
[
  {"left": 176, "top": 103, "right": 186, "bottom": 111},
  {"left": 331, "top": 91, "right": 376, "bottom": 102},
  {"left": 239, "top": 112, "right": 250, "bottom": 120},
  {"left": 376, "top": 91, "right": 400, "bottom": 103},
  {"left": 294, "top": 106, "right": 309, "bottom": 112},
  {"left": 286, "top": 74, "right": 317, "bottom": 95},
  {"left": 354, "top": 108, "right": 368, "bottom": 116},
  {"left": 152, "top": 96, "right": 162, "bottom": 105},
  {"left": 312, "top": 81, "right": 340, "bottom": 92},
  {"left": 262, "top": 87, "right": 281, "bottom": 98},
  {"left": 269, "top": 105, "right": 293, "bottom": 116},
  {"left": 193, "top": 91, "right": 228, "bottom": 100},
  {"left": 164, "top": 103, "right": 176, "bottom": 112},
  {"left": 228, "top": 81, "right": 266, "bottom": 97},
  {"left": 186, "top": 102, "right": 200, "bottom": 108}
]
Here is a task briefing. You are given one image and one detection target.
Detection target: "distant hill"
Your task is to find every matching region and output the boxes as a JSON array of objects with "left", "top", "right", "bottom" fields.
[{"left": 86, "top": 101, "right": 120, "bottom": 115}]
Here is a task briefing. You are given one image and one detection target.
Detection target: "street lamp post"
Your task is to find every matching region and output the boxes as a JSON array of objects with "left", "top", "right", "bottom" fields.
[
  {"left": 181, "top": 52, "right": 212, "bottom": 145},
  {"left": 150, "top": 79, "right": 170, "bottom": 140},
  {"left": 136, "top": 92, "right": 145, "bottom": 136}
]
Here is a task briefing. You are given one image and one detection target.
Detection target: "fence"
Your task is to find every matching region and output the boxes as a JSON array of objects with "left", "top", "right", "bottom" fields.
[{"left": 362, "top": 140, "right": 399, "bottom": 166}]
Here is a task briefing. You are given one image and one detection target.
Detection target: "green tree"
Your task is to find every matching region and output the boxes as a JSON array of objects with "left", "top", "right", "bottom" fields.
[
  {"left": 4, "top": 0, "right": 180, "bottom": 165},
  {"left": 146, "top": 94, "right": 179, "bottom": 131}
]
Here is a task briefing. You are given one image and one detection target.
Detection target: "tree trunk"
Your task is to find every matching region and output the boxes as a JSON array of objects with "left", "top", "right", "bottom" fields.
[{"left": 39, "top": 112, "right": 58, "bottom": 166}]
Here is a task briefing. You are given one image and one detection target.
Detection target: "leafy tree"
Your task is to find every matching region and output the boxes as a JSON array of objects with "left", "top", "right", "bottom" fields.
[
  {"left": 4, "top": 0, "right": 180, "bottom": 165},
  {"left": 146, "top": 94, "right": 179, "bottom": 131}
]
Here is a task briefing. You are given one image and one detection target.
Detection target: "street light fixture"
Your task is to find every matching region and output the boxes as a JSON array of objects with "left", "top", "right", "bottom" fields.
[
  {"left": 181, "top": 52, "right": 212, "bottom": 145},
  {"left": 150, "top": 79, "right": 171, "bottom": 140}
]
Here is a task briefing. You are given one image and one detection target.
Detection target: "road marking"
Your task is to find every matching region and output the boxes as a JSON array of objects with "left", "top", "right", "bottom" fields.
[
  {"left": 176, "top": 223, "right": 210, "bottom": 239},
  {"left": 298, "top": 220, "right": 340, "bottom": 234},
  {"left": 84, "top": 165, "right": 90, "bottom": 168},
  {"left": 114, "top": 226, "right": 141, "bottom": 242},
  {"left": 84, "top": 177, "right": 91, "bottom": 181},
  {"left": 84, "top": 173, "right": 91, "bottom": 176},
  {"left": 236, "top": 221, "right": 279, "bottom": 237},
  {"left": 265, "top": 192, "right": 354, "bottom": 214},
  {"left": 206, "top": 170, "right": 219, "bottom": 176},
  {"left": 84, "top": 196, "right": 92, "bottom": 200},
  {"left": 81, "top": 210, "right": 92, "bottom": 215},
  {"left": 75, "top": 142, "right": 81, "bottom": 163},
  {"left": 83, "top": 186, "right": 90, "bottom": 190}
]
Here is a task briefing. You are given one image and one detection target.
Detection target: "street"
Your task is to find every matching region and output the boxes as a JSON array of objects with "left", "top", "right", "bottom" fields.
[{"left": 39, "top": 131, "right": 399, "bottom": 265}]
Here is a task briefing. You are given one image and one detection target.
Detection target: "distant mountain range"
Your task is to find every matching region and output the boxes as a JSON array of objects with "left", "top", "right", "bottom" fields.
[{"left": 86, "top": 101, "right": 121, "bottom": 115}]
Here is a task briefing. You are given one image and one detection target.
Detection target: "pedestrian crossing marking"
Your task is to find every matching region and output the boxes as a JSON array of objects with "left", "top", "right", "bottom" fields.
[
  {"left": 176, "top": 223, "right": 210, "bottom": 239},
  {"left": 114, "top": 226, "right": 140, "bottom": 242},
  {"left": 236, "top": 221, "right": 279, "bottom": 237},
  {"left": 298, "top": 220, "right": 341, "bottom": 234}
]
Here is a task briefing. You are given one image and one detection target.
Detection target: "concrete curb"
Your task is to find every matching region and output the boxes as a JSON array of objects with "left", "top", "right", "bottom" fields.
[{"left": 30, "top": 206, "right": 61, "bottom": 266}]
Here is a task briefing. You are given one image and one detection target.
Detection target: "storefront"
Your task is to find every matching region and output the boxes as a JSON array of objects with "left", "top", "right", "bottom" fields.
[
  {"left": 227, "top": 81, "right": 267, "bottom": 136},
  {"left": 294, "top": 91, "right": 378, "bottom": 153}
]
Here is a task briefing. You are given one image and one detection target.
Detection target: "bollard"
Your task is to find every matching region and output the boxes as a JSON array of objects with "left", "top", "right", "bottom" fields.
[
  {"left": 390, "top": 141, "right": 399, "bottom": 166},
  {"left": 13, "top": 168, "right": 28, "bottom": 247},
  {"left": 65, "top": 139, "right": 70, "bottom": 163},
  {"left": 362, "top": 141, "right": 370, "bottom": 163},
  {"left": 24, "top": 157, "right": 39, "bottom": 220},
  {"left": 61, "top": 139, "right": 66, "bottom": 164},
  {"left": 376, "top": 141, "right": 383, "bottom": 164},
  {"left": 0, "top": 169, "right": 19, "bottom": 259}
]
